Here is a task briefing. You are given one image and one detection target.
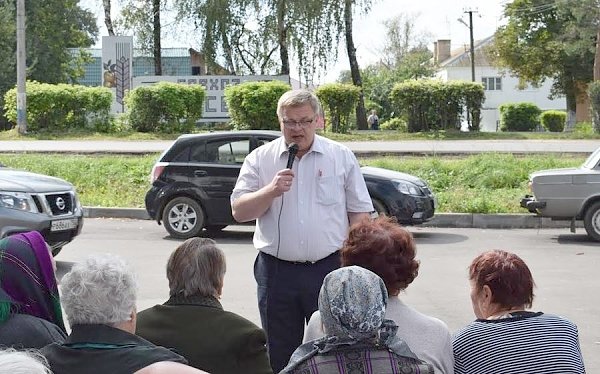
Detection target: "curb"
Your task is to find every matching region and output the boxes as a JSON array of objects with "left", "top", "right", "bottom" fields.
[{"left": 82, "top": 207, "right": 580, "bottom": 229}]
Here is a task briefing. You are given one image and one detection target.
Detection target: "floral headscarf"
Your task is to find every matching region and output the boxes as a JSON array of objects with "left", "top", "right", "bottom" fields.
[{"left": 0, "top": 231, "right": 65, "bottom": 332}]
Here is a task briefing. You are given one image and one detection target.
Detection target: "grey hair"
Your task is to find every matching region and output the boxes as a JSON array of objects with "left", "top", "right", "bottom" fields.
[
  {"left": 167, "top": 238, "right": 226, "bottom": 298},
  {"left": 60, "top": 254, "right": 137, "bottom": 326},
  {"left": 0, "top": 348, "right": 51, "bottom": 374},
  {"left": 276, "top": 89, "right": 321, "bottom": 119}
]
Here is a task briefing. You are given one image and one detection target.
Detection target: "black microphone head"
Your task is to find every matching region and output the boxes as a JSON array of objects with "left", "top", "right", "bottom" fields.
[{"left": 288, "top": 143, "right": 299, "bottom": 155}]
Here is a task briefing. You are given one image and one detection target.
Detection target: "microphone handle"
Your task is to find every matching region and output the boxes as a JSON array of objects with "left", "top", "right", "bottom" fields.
[{"left": 286, "top": 153, "right": 295, "bottom": 169}]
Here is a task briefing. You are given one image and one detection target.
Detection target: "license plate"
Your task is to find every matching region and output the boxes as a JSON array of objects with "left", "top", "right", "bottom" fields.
[{"left": 51, "top": 218, "right": 78, "bottom": 232}]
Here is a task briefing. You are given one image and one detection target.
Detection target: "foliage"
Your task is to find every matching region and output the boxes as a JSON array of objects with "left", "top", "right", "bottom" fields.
[
  {"left": 540, "top": 110, "right": 566, "bottom": 132},
  {"left": 499, "top": 103, "right": 541, "bottom": 132},
  {"left": 224, "top": 80, "right": 290, "bottom": 130},
  {"left": 3, "top": 82, "right": 113, "bottom": 132},
  {"left": 379, "top": 117, "right": 406, "bottom": 132},
  {"left": 589, "top": 81, "right": 600, "bottom": 133},
  {"left": 389, "top": 80, "right": 484, "bottom": 132},
  {"left": 315, "top": 83, "right": 361, "bottom": 133},
  {"left": 124, "top": 82, "right": 206, "bottom": 133}
]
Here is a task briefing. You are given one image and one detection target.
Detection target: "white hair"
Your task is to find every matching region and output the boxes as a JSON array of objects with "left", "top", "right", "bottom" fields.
[
  {"left": 0, "top": 348, "right": 51, "bottom": 374},
  {"left": 60, "top": 254, "right": 137, "bottom": 326}
]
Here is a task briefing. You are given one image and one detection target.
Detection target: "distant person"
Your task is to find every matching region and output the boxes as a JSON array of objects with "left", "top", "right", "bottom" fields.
[
  {"left": 281, "top": 266, "right": 434, "bottom": 373},
  {"left": 0, "top": 348, "right": 52, "bottom": 374},
  {"left": 231, "top": 89, "right": 373, "bottom": 372},
  {"left": 136, "top": 238, "right": 272, "bottom": 374},
  {"left": 0, "top": 231, "right": 66, "bottom": 349},
  {"left": 303, "top": 216, "right": 454, "bottom": 373},
  {"left": 367, "top": 109, "right": 379, "bottom": 130},
  {"left": 453, "top": 250, "right": 585, "bottom": 374},
  {"left": 41, "top": 254, "right": 201, "bottom": 374}
]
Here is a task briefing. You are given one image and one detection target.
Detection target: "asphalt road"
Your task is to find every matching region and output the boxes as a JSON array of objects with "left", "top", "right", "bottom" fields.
[{"left": 56, "top": 218, "right": 600, "bottom": 371}]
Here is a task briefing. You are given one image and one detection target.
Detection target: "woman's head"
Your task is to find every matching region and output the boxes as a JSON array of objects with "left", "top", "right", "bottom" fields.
[
  {"left": 319, "top": 266, "right": 388, "bottom": 339},
  {"left": 468, "top": 250, "right": 535, "bottom": 318},
  {"left": 341, "top": 216, "right": 419, "bottom": 295},
  {"left": 0, "top": 231, "right": 64, "bottom": 331},
  {"left": 166, "top": 238, "right": 226, "bottom": 298}
]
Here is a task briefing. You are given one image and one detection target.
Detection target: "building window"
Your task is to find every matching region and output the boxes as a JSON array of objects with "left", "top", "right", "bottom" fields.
[{"left": 482, "top": 77, "right": 502, "bottom": 91}]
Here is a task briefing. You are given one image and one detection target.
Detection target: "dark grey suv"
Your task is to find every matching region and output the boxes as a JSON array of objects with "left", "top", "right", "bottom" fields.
[
  {"left": 145, "top": 131, "right": 436, "bottom": 239},
  {"left": 0, "top": 166, "right": 84, "bottom": 255}
]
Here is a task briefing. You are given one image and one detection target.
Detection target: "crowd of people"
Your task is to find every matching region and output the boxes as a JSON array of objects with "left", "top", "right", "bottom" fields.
[{"left": 0, "top": 89, "right": 586, "bottom": 373}]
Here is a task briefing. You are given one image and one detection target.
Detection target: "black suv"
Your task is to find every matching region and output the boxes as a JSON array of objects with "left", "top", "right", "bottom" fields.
[{"left": 145, "top": 131, "right": 436, "bottom": 239}]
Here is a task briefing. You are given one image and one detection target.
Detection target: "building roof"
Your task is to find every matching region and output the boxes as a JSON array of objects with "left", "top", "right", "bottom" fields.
[{"left": 438, "top": 35, "right": 495, "bottom": 68}]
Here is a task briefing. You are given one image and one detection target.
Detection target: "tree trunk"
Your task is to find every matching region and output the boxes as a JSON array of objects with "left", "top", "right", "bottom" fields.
[
  {"left": 220, "top": 27, "right": 236, "bottom": 74},
  {"left": 344, "top": 0, "right": 368, "bottom": 130},
  {"left": 595, "top": 27, "right": 600, "bottom": 80},
  {"left": 152, "top": 0, "right": 162, "bottom": 75},
  {"left": 564, "top": 79, "right": 577, "bottom": 131},
  {"left": 276, "top": 0, "right": 290, "bottom": 75},
  {"left": 103, "top": 0, "right": 115, "bottom": 36}
]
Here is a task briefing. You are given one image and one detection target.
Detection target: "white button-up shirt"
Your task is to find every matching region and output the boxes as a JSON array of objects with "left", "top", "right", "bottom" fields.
[{"left": 231, "top": 135, "right": 373, "bottom": 262}]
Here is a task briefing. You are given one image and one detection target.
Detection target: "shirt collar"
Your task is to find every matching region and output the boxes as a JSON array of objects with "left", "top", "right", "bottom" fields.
[{"left": 164, "top": 293, "right": 223, "bottom": 309}]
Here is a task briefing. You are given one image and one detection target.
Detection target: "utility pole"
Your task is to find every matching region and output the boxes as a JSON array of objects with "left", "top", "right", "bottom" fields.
[
  {"left": 464, "top": 9, "right": 478, "bottom": 82},
  {"left": 16, "top": 0, "right": 27, "bottom": 134}
]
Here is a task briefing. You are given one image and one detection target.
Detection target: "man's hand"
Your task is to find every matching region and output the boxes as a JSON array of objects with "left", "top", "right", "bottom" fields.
[{"left": 270, "top": 169, "right": 295, "bottom": 197}]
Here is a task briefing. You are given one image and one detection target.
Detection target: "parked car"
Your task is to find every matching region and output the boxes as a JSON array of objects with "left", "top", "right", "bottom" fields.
[
  {"left": 520, "top": 145, "right": 600, "bottom": 241},
  {"left": 145, "top": 131, "right": 436, "bottom": 239},
  {"left": 0, "top": 166, "right": 84, "bottom": 255}
]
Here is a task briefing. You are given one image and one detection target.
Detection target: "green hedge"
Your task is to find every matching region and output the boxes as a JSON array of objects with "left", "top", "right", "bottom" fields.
[
  {"left": 540, "top": 110, "right": 566, "bottom": 132},
  {"left": 380, "top": 117, "right": 407, "bottom": 131},
  {"left": 124, "top": 82, "right": 205, "bottom": 133},
  {"left": 499, "top": 103, "right": 541, "bottom": 132},
  {"left": 315, "top": 83, "right": 361, "bottom": 134},
  {"left": 3, "top": 81, "right": 113, "bottom": 132},
  {"left": 589, "top": 81, "right": 600, "bottom": 133},
  {"left": 389, "top": 80, "right": 484, "bottom": 132},
  {"left": 224, "top": 80, "right": 291, "bottom": 130}
]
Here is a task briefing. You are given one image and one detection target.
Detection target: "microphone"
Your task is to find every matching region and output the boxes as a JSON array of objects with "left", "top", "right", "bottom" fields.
[{"left": 286, "top": 143, "right": 299, "bottom": 169}]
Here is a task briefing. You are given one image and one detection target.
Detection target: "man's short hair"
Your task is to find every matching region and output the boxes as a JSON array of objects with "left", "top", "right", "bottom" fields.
[
  {"left": 167, "top": 238, "right": 226, "bottom": 298},
  {"left": 276, "top": 89, "right": 320, "bottom": 119},
  {"left": 60, "top": 254, "right": 137, "bottom": 326}
]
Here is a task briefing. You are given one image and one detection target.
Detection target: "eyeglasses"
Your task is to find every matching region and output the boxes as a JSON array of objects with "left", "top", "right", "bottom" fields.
[{"left": 282, "top": 118, "right": 315, "bottom": 129}]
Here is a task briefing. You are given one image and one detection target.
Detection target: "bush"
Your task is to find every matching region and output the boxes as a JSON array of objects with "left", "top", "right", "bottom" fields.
[
  {"left": 499, "top": 102, "right": 541, "bottom": 131},
  {"left": 380, "top": 117, "right": 407, "bottom": 132},
  {"left": 540, "top": 110, "right": 566, "bottom": 132},
  {"left": 224, "top": 80, "right": 290, "bottom": 130},
  {"left": 315, "top": 83, "right": 361, "bottom": 134},
  {"left": 589, "top": 81, "right": 600, "bottom": 133},
  {"left": 3, "top": 82, "right": 113, "bottom": 132},
  {"left": 124, "top": 82, "right": 205, "bottom": 133}
]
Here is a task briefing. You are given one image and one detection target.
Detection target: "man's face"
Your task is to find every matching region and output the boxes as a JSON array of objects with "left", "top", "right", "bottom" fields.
[{"left": 279, "top": 103, "right": 317, "bottom": 156}]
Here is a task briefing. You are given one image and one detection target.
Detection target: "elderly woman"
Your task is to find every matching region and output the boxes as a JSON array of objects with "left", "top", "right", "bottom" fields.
[
  {"left": 0, "top": 348, "right": 52, "bottom": 374},
  {"left": 0, "top": 231, "right": 66, "bottom": 348},
  {"left": 303, "top": 216, "right": 453, "bottom": 373},
  {"left": 453, "top": 250, "right": 585, "bottom": 374},
  {"left": 41, "top": 254, "right": 203, "bottom": 374},
  {"left": 136, "top": 238, "right": 272, "bottom": 374},
  {"left": 282, "top": 266, "right": 433, "bottom": 373}
]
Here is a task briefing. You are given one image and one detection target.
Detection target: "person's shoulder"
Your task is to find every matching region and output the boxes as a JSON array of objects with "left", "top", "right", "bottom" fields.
[
  {"left": 220, "top": 309, "right": 264, "bottom": 332},
  {"left": 536, "top": 312, "right": 579, "bottom": 330},
  {"left": 390, "top": 300, "right": 451, "bottom": 334},
  {"left": 315, "top": 135, "right": 353, "bottom": 154}
]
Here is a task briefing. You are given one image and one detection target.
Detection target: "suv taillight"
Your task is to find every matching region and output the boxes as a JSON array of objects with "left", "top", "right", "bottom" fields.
[{"left": 150, "top": 163, "right": 167, "bottom": 183}]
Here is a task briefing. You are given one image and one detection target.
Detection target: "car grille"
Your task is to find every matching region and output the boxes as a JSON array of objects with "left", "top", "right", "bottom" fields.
[{"left": 45, "top": 193, "right": 74, "bottom": 216}]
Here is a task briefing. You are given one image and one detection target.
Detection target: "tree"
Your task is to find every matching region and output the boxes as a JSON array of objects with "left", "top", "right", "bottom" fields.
[
  {"left": 492, "top": 0, "right": 598, "bottom": 127},
  {"left": 103, "top": 0, "right": 116, "bottom": 36},
  {"left": 120, "top": 0, "right": 164, "bottom": 75}
]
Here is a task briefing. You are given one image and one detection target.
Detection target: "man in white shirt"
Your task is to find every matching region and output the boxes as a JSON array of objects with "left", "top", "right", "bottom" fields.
[{"left": 231, "top": 89, "right": 373, "bottom": 373}]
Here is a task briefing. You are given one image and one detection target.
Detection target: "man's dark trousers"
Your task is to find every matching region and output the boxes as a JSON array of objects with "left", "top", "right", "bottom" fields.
[{"left": 254, "top": 251, "right": 340, "bottom": 373}]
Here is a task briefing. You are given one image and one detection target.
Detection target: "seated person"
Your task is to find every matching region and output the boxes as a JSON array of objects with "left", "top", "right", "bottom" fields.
[
  {"left": 136, "top": 237, "right": 272, "bottom": 374},
  {"left": 0, "top": 231, "right": 66, "bottom": 348},
  {"left": 41, "top": 254, "right": 202, "bottom": 374},
  {"left": 0, "top": 348, "right": 51, "bottom": 374},
  {"left": 453, "top": 250, "right": 585, "bottom": 374},
  {"left": 303, "top": 216, "right": 453, "bottom": 373},
  {"left": 281, "top": 266, "right": 434, "bottom": 374}
]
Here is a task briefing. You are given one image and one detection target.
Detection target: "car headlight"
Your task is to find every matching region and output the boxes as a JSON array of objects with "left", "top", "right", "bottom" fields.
[
  {"left": 0, "top": 191, "right": 38, "bottom": 212},
  {"left": 391, "top": 180, "right": 424, "bottom": 196}
]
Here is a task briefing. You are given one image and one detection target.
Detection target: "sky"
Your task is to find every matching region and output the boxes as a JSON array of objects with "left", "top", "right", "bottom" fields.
[{"left": 80, "top": 0, "right": 507, "bottom": 83}]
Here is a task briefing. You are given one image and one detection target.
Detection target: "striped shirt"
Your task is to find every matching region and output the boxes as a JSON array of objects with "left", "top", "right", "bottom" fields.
[{"left": 452, "top": 312, "right": 585, "bottom": 374}]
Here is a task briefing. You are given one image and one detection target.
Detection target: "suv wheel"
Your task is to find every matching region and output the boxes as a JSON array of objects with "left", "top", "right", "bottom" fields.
[
  {"left": 584, "top": 201, "right": 600, "bottom": 242},
  {"left": 162, "top": 197, "right": 205, "bottom": 239}
]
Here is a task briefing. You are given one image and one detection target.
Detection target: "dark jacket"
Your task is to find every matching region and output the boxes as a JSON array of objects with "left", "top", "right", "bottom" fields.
[
  {"left": 41, "top": 323, "right": 187, "bottom": 374},
  {"left": 136, "top": 294, "right": 273, "bottom": 374},
  {"left": 0, "top": 313, "right": 66, "bottom": 349}
]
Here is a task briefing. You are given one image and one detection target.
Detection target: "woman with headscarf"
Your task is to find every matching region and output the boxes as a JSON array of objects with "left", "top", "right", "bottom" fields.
[
  {"left": 0, "top": 231, "right": 66, "bottom": 348},
  {"left": 280, "top": 266, "right": 433, "bottom": 374}
]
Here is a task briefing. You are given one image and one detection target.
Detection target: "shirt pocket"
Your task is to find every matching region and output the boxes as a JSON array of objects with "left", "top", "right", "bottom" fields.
[{"left": 316, "top": 174, "right": 344, "bottom": 206}]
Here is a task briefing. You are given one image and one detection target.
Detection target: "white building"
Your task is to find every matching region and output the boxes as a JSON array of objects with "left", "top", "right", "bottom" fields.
[{"left": 434, "top": 36, "right": 566, "bottom": 132}]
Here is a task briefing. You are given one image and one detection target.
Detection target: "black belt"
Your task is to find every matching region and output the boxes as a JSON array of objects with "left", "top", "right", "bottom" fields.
[{"left": 262, "top": 250, "right": 339, "bottom": 265}]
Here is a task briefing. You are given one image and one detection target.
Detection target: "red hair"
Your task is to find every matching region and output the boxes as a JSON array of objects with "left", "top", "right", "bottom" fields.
[
  {"left": 341, "top": 216, "right": 419, "bottom": 295},
  {"left": 469, "top": 250, "right": 535, "bottom": 309}
]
